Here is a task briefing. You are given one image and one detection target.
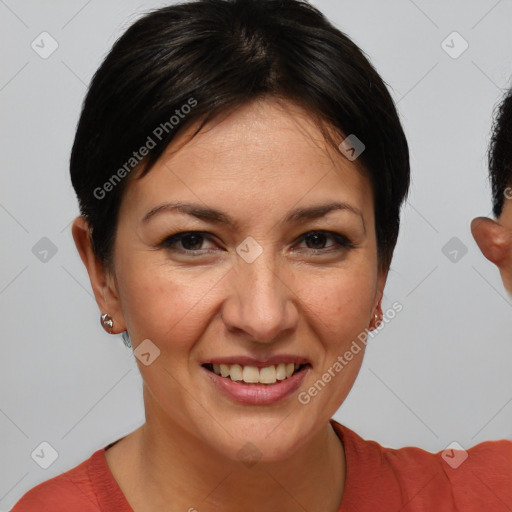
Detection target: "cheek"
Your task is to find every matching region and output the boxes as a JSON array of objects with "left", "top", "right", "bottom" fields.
[
  {"left": 116, "top": 257, "right": 221, "bottom": 349},
  {"left": 299, "top": 268, "right": 376, "bottom": 340},
  {"left": 302, "top": 271, "right": 374, "bottom": 405}
]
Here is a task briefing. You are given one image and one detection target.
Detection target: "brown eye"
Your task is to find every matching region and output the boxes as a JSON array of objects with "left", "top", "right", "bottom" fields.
[
  {"left": 160, "top": 231, "right": 216, "bottom": 254},
  {"left": 297, "top": 231, "right": 354, "bottom": 253},
  {"left": 304, "top": 232, "right": 329, "bottom": 249},
  {"left": 178, "top": 233, "right": 205, "bottom": 251}
]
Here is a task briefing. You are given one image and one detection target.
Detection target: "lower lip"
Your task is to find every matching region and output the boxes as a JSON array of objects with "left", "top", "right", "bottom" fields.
[{"left": 202, "top": 365, "right": 310, "bottom": 405}]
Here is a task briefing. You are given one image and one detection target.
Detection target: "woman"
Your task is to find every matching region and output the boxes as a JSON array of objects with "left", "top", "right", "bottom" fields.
[{"left": 12, "top": 0, "right": 512, "bottom": 510}]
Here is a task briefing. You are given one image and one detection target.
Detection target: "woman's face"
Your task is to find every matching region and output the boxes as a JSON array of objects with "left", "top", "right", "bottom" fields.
[{"left": 107, "top": 98, "right": 385, "bottom": 460}]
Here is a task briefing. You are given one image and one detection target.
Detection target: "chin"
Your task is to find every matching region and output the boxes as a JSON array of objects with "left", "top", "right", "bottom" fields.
[{"left": 204, "top": 418, "right": 307, "bottom": 464}]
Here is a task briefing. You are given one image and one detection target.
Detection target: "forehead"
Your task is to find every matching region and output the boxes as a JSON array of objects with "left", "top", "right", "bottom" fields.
[
  {"left": 162, "top": 98, "right": 347, "bottom": 177},
  {"left": 122, "top": 98, "right": 373, "bottom": 223}
]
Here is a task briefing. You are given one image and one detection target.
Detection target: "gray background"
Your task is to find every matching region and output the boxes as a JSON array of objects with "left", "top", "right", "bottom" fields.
[{"left": 1, "top": 0, "right": 512, "bottom": 508}]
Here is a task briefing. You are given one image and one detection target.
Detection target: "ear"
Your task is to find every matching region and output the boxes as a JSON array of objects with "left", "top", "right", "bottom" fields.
[
  {"left": 369, "top": 269, "right": 387, "bottom": 330},
  {"left": 471, "top": 216, "right": 512, "bottom": 295},
  {"left": 71, "top": 216, "right": 127, "bottom": 333},
  {"left": 471, "top": 217, "right": 511, "bottom": 266}
]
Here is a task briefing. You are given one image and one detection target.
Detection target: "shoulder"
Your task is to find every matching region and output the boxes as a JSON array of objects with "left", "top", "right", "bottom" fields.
[
  {"left": 441, "top": 437, "right": 512, "bottom": 509},
  {"left": 330, "top": 419, "right": 512, "bottom": 511},
  {"left": 10, "top": 448, "right": 104, "bottom": 512}
]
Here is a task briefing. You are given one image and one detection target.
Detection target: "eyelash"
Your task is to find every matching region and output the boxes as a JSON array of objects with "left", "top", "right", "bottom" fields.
[{"left": 159, "top": 230, "right": 355, "bottom": 256}]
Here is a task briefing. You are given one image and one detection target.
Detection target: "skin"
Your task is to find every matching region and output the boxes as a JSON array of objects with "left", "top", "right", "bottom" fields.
[
  {"left": 471, "top": 193, "right": 512, "bottom": 296},
  {"left": 72, "top": 97, "right": 386, "bottom": 512}
]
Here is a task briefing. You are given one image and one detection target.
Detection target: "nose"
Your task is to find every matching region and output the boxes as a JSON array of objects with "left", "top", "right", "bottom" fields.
[{"left": 220, "top": 251, "right": 299, "bottom": 344}]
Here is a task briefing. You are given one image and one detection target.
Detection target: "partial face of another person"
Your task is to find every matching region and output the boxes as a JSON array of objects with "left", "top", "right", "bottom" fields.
[
  {"left": 472, "top": 192, "right": 512, "bottom": 296},
  {"left": 76, "top": 98, "right": 386, "bottom": 461}
]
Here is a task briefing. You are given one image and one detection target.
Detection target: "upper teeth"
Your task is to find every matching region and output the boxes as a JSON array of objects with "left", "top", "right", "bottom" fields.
[{"left": 212, "top": 363, "right": 300, "bottom": 384}]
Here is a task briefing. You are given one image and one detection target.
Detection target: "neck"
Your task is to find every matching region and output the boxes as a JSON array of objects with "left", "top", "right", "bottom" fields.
[{"left": 126, "top": 390, "right": 346, "bottom": 512}]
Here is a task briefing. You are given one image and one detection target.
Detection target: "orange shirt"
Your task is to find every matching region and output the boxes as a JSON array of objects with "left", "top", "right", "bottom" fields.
[{"left": 11, "top": 419, "right": 512, "bottom": 511}]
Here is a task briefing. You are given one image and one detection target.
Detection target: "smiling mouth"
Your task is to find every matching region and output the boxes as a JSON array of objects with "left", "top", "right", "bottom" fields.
[{"left": 202, "top": 363, "right": 311, "bottom": 385}]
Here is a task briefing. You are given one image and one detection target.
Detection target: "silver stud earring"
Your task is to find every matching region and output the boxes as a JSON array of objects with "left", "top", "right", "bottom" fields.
[
  {"left": 100, "top": 313, "right": 114, "bottom": 333},
  {"left": 101, "top": 313, "right": 132, "bottom": 348}
]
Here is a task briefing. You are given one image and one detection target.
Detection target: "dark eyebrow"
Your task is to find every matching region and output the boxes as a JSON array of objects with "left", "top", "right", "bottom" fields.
[
  {"left": 141, "top": 200, "right": 365, "bottom": 231},
  {"left": 285, "top": 201, "right": 363, "bottom": 225}
]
